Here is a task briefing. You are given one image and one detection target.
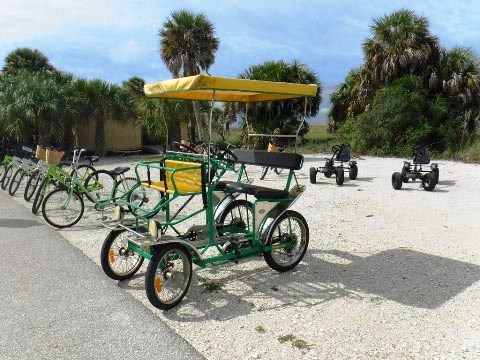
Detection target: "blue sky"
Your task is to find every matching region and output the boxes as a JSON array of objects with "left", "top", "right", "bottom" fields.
[{"left": 1, "top": 0, "right": 479, "bottom": 118}]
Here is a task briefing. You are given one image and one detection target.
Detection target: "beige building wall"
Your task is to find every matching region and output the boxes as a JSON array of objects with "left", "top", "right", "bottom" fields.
[{"left": 74, "top": 118, "right": 142, "bottom": 152}]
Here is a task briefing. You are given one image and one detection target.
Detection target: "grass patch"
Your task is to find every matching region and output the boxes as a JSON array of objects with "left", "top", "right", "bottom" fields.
[
  {"left": 255, "top": 325, "right": 266, "bottom": 333},
  {"left": 278, "top": 334, "right": 313, "bottom": 350},
  {"left": 197, "top": 276, "right": 224, "bottom": 293}
]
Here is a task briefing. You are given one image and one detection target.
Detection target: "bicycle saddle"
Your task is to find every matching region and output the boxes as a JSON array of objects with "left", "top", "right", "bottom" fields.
[
  {"left": 111, "top": 167, "right": 130, "bottom": 175},
  {"left": 84, "top": 156, "right": 100, "bottom": 163}
]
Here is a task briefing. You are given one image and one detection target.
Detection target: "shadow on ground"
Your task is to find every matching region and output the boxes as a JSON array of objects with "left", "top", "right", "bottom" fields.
[
  {"left": 0, "top": 219, "right": 40, "bottom": 228},
  {"left": 161, "top": 248, "right": 480, "bottom": 322}
]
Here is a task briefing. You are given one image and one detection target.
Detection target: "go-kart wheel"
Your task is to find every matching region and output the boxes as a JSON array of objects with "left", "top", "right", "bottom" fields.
[
  {"left": 432, "top": 168, "right": 439, "bottom": 183},
  {"left": 100, "top": 229, "right": 144, "bottom": 281},
  {"left": 401, "top": 168, "right": 409, "bottom": 183},
  {"left": 324, "top": 160, "right": 333, "bottom": 178},
  {"left": 309, "top": 167, "right": 317, "bottom": 184},
  {"left": 392, "top": 172, "right": 403, "bottom": 190},
  {"left": 263, "top": 210, "right": 309, "bottom": 272},
  {"left": 335, "top": 168, "right": 344, "bottom": 185},
  {"left": 422, "top": 173, "right": 436, "bottom": 191},
  {"left": 260, "top": 166, "right": 268, "bottom": 180},
  {"left": 348, "top": 164, "right": 358, "bottom": 180},
  {"left": 145, "top": 244, "right": 192, "bottom": 310}
]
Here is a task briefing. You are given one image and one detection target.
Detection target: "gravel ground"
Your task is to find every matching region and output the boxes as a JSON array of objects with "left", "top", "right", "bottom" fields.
[{"left": 8, "top": 153, "right": 480, "bottom": 359}]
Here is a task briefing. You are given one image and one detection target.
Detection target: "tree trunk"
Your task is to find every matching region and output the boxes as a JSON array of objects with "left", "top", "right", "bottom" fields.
[
  {"left": 192, "top": 101, "right": 204, "bottom": 141},
  {"left": 95, "top": 118, "right": 106, "bottom": 156},
  {"left": 63, "top": 119, "right": 74, "bottom": 151}
]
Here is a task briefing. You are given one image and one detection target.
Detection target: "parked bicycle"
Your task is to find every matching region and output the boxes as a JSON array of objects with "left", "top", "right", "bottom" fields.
[{"left": 40, "top": 149, "right": 138, "bottom": 228}]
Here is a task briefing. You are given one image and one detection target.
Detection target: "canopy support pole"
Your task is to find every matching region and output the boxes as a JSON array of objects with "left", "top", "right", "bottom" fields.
[
  {"left": 294, "top": 97, "right": 308, "bottom": 152},
  {"left": 245, "top": 103, "right": 250, "bottom": 148},
  {"left": 207, "top": 90, "right": 216, "bottom": 180}
]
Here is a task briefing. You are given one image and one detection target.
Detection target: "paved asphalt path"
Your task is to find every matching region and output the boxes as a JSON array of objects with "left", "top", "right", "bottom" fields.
[{"left": 0, "top": 191, "right": 204, "bottom": 360}]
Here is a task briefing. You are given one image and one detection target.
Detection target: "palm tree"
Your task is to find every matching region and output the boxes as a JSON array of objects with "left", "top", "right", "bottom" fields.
[
  {"left": 2, "top": 48, "right": 55, "bottom": 75},
  {"left": 159, "top": 10, "right": 219, "bottom": 141},
  {"left": 328, "top": 68, "right": 362, "bottom": 131},
  {"left": 360, "top": 9, "right": 440, "bottom": 95},
  {"left": 239, "top": 60, "right": 322, "bottom": 144},
  {"left": 438, "top": 47, "right": 480, "bottom": 135}
]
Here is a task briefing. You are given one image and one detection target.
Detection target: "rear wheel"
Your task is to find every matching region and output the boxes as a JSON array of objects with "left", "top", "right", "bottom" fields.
[
  {"left": 128, "top": 186, "right": 162, "bottom": 216},
  {"left": 422, "top": 173, "right": 436, "bottom": 191},
  {"left": 113, "top": 177, "right": 137, "bottom": 200},
  {"left": 8, "top": 168, "right": 25, "bottom": 195},
  {"left": 263, "top": 210, "right": 309, "bottom": 272},
  {"left": 432, "top": 168, "right": 439, "bottom": 183},
  {"left": 83, "top": 170, "right": 115, "bottom": 204},
  {"left": 145, "top": 244, "right": 192, "bottom": 310},
  {"left": 348, "top": 164, "right": 358, "bottom": 180},
  {"left": 100, "top": 229, "right": 144, "bottom": 280},
  {"left": 218, "top": 199, "right": 253, "bottom": 231},
  {"left": 309, "top": 167, "right": 317, "bottom": 184},
  {"left": 335, "top": 168, "right": 344, "bottom": 185},
  {"left": 42, "top": 188, "right": 84, "bottom": 228},
  {"left": 75, "top": 164, "right": 96, "bottom": 183},
  {"left": 1, "top": 165, "right": 13, "bottom": 190},
  {"left": 392, "top": 172, "right": 403, "bottom": 190}
]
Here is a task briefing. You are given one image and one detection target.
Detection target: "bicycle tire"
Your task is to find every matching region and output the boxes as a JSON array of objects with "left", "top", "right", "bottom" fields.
[
  {"left": 8, "top": 168, "right": 25, "bottom": 196},
  {"left": 112, "top": 177, "right": 137, "bottom": 200},
  {"left": 0, "top": 163, "right": 6, "bottom": 184},
  {"left": 83, "top": 169, "right": 115, "bottom": 204},
  {"left": 24, "top": 169, "right": 41, "bottom": 201},
  {"left": 42, "top": 188, "right": 84, "bottom": 228},
  {"left": 1, "top": 165, "right": 13, "bottom": 190},
  {"left": 32, "top": 178, "right": 50, "bottom": 214},
  {"left": 73, "top": 164, "right": 96, "bottom": 182}
]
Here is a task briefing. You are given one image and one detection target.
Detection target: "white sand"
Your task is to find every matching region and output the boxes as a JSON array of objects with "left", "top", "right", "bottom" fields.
[{"left": 11, "top": 153, "right": 480, "bottom": 359}]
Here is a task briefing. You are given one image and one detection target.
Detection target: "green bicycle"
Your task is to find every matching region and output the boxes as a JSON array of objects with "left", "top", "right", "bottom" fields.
[{"left": 40, "top": 149, "right": 137, "bottom": 228}]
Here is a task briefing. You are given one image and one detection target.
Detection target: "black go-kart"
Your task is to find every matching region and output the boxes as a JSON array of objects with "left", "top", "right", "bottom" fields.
[
  {"left": 392, "top": 145, "right": 439, "bottom": 191},
  {"left": 310, "top": 144, "right": 358, "bottom": 186}
]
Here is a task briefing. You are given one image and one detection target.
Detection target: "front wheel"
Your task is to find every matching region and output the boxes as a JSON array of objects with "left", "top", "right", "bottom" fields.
[
  {"left": 145, "top": 244, "right": 193, "bottom": 310},
  {"left": 100, "top": 229, "right": 144, "bottom": 280},
  {"left": 392, "top": 172, "right": 403, "bottom": 190},
  {"left": 24, "top": 169, "right": 41, "bottom": 201},
  {"left": 260, "top": 166, "right": 268, "bottom": 180},
  {"left": 0, "top": 163, "right": 6, "bottom": 183},
  {"left": 8, "top": 168, "right": 26, "bottom": 195},
  {"left": 422, "top": 173, "right": 436, "bottom": 191},
  {"left": 335, "top": 168, "right": 344, "bottom": 185},
  {"left": 1, "top": 165, "right": 13, "bottom": 190},
  {"left": 42, "top": 188, "right": 84, "bottom": 228},
  {"left": 263, "top": 210, "right": 309, "bottom": 272},
  {"left": 309, "top": 167, "right": 317, "bottom": 184}
]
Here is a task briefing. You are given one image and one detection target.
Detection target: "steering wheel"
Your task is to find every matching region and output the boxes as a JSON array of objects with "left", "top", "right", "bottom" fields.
[{"left": 332, "top": 145, "right": 340, "bottom": 154}]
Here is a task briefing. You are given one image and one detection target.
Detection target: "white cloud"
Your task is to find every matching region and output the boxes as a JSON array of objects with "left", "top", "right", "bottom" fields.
[
  {"left": 109, "top": 39, "right": 142, "bottom": 64},
  {"left": 0, "top": 0, "right": 111, "bottom": 41}
]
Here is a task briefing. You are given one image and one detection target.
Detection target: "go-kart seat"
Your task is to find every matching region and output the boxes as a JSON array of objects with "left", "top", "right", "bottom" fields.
[
  {"left": 84, "top": 155, "right": 100, "bottom": 163},
  {"left": 413, "top": 146, "right": 430, "bottom": 165},
  {"left": 335, "top": 144, "right": 351, "bottom": 162}
]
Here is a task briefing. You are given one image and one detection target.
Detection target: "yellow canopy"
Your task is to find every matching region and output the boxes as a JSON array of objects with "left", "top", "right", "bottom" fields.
[{"left": 144, "top": 75, "right": 317, "bottom": 102}]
